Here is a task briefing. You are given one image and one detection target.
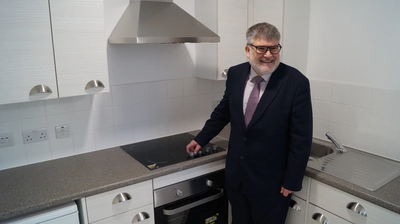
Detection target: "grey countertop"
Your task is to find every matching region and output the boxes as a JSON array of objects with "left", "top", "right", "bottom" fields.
[{"left": 0, "top": 134, "right": 399, "bottom": 221}]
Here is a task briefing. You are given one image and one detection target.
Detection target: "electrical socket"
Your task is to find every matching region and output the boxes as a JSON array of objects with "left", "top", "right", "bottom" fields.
[
  {"left": 55, "top": 124, "right": 70, "bottom": 139},
  {"left": 0, "top": 132, "right": 14, "bottom": 148},
  {"left": 22, "top": 128, "right": 48, "bottom": 144}
]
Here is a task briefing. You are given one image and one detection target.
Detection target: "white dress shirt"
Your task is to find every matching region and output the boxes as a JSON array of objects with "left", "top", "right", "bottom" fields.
[{"left": 243, "top": 67, "right": 272, "bottom": 114}]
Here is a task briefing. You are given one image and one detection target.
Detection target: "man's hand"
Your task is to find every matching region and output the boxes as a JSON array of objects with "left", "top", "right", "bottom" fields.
[
  {"left": 186, "top": 140, "right": 202, "bottom": 154},
  {"left": 280, "top": 187, "right": 293, "bottom": 197}
]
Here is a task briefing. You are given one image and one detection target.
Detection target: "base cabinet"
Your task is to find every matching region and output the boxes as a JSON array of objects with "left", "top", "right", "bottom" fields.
[
  {"left": 310, "top": 180, "right": 400, "bottom": 224},
  {"left": 285, "top": 195, "right": 306, "bottom": 224},
  {"left": 81, "top": 180, "right": 154, "bottom": 224}
]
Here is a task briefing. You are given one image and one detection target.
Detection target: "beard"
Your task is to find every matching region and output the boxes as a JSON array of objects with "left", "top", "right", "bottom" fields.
[{"left": 249, "top": 55, "right": 280, "bottom": 75}]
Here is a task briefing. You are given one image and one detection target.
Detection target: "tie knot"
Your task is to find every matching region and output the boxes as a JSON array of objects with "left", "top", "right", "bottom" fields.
[{"left": 252, "top": 76, "right": 264, "bottom": 84}]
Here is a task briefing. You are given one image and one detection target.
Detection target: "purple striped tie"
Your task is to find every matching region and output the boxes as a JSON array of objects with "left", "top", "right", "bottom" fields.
[{"left": 244, "top": 76, "right": 264, "bottom": 127}]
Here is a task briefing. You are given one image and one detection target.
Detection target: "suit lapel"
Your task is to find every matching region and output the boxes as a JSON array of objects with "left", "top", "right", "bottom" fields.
[{"left": 246, "top": 64, "right": 285, "bottom": 129}]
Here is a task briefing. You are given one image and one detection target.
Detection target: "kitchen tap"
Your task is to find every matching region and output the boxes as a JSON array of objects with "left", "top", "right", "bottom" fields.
[{"left": 326, "top": 132, "right": 347, "bottom": 153}]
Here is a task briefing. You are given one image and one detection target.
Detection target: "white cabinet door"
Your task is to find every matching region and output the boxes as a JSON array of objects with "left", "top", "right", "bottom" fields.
[
  {"left": 0, "top": 0, "right": 58, "bottom": 105},
  {"left": 195, "top": 0, "right": 248, "bottom": 80},
  {"left": 307, "top": 204, "right": 353, "bottom": 224},
  {"left": 310, "top": 180, "right": 400, "bottom": 224},
  {"left": 50, "top": 0, "right": 109, "bottom": 97},
  {"left": 285, "top": 195, "right": 306, "bottom": 224},
  {"left": 85, "top": 180, "right": 153, "bottom": 223},
  {"left": 92, "top": 204, "right": 154, "bottom": 224}
]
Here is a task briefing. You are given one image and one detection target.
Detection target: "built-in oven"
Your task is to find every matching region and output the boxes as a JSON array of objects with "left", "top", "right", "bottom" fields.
[{"left": 154, "top": 169, "right": 228, "bottom": 224}]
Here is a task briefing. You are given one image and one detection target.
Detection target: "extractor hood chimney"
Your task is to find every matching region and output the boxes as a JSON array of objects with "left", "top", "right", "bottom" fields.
[{"left": 108, "top": 0, "right": 220, "bottom": 44}]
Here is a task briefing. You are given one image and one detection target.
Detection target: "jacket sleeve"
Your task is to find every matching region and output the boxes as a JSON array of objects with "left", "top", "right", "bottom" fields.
[{"left": 282, "top": 78, "right": 313, "bottom": 191}]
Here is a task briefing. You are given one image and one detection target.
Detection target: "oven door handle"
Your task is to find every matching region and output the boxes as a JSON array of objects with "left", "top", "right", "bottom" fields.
[{"left": 163, "top": 188, "right": 224, "bottom": 216}]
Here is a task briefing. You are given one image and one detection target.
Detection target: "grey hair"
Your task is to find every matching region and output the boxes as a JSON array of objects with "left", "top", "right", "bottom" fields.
[{"left": 246, "top": 22, "right": 281, "bottom": 44}]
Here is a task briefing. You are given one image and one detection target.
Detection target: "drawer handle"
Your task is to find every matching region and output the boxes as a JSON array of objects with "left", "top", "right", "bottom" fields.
[
  {"left": 85, "top": 79, "right": 105, "bottom": 90},
  {"left": 346, "top": 202, "right": 367, "bottom": 217},
  {"left": 29, "top": 85, "right": 52, "bottom": 96},
  {"left": 312, "top": 213, "right": 329, "bottom": 224},
  {"left": 112, "top": 192, "right": 132, "bottom": 204},
  {"left": 289, "top": 199, "right": 301, "bottom": 211},
  {"left": 132, "top": 212, "right": 150, "bottom": 223}
]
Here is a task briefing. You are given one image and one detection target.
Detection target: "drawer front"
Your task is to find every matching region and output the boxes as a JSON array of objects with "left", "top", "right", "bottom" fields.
[
  {"left": 293, "top": 176, "right": 309, "bottom": 200},
  {"left": 307, "top": 204, "right": 353, "bottom": 224},
  {"left": 310, "top": 180, "right": 400, "bottom": 224},
  {"left": 285, "top": 195, "right": 306, "bottom": 224},
  {"left": 86, "top": 180, "right": 153, "bottom": 223},
  {"left": 92, "top": 204, "right": 154, "bottom": 224}
]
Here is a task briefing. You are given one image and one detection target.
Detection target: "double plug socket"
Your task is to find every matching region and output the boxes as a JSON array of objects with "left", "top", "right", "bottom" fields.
[{"left": 22, "top": 128, "right": 48, "bottom": 144}]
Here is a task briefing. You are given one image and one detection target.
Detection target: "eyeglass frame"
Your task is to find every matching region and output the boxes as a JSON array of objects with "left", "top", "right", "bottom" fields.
[{"left": 248, "top": 43, "right": 282, "bottom": 54}]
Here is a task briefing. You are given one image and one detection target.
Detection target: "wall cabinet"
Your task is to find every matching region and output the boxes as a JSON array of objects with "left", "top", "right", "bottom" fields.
[
  {"left": 195, "top": 0, "right": 248, "bottom": 80},
  {"left": 81, "top": 180, "right": 154, "bottom": 224},
  {"left": 0, "top": 0, "right": 109, "bottom": 105}
]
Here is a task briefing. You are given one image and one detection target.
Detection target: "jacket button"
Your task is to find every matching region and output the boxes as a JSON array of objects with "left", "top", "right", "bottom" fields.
[{"left": 240, "top": 156, "right": 244, "bottom": 159}]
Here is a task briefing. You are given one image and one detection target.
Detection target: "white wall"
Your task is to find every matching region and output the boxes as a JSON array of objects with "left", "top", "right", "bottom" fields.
[
  {"left": 306, "top": 0, "right": 400, "bottom": 160},
  {"left": 0, "top": 0, "right": 226, "bottom": 170}
]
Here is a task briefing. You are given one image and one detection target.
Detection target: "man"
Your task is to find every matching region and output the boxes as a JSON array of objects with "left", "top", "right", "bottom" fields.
[{"left": 186, "top": 22, "right": 312, "bottom": 223}]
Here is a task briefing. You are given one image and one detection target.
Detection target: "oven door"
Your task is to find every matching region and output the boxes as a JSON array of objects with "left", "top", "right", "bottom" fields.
[{"left": 155, "top": 188, "right": 228, "bottom": 224}]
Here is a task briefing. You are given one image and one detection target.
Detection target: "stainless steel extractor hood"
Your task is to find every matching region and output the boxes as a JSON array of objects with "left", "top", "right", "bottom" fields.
[{"left": 108, "top": 0, "right": 220, "bottom": 44}]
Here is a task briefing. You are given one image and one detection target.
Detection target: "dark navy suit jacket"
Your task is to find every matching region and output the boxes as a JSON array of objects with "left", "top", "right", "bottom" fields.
[{"left": 194, "top": 62, "right": 312, "bottom": 195}]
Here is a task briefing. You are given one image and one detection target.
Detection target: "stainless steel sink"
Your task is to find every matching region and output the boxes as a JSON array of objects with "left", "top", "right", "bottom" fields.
[
  {"left": 307, "top": 139, "right": 400, "bottom": 191},
  {"left": 309, "top": 140, "right": 335, "bottom": 162}
]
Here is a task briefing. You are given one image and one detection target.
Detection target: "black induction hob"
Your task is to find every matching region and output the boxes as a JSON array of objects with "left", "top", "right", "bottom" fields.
[{"left": 120, "top": 133, "right": 226, "bottom": 170}]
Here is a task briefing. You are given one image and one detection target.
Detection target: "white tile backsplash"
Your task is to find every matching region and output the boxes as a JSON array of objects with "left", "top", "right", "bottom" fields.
[
  {"left": 348, "top": 85, "right": 372, "bottom": 108},
  {"left": 94, "top": 127, "right": 116, "bottom": 150},
  {"left": 69, "top": 95, "right": 92, "bottom": 112},
  {"left": 45, "top": 98, "right": 70, "bottom": 116},
  {"left": 49, "top": 137, "right": 75, "bottom": 159},
  {"left": 329, "top": 103, "right": 349, "bottom": 125},
  {"left": 114, "top": 124, "right": 136, "bottom": 146},
  {"left": 311, "top": 79, "right": 399, "bottom": 160},
  {"left": 0, "top": 103, "right": 20, "bottom": 122},
  {"left": 183, "top": 78, "right": 199, "bottom": 96},
  {"left": 111, "top": 84, "right": 132, "bottom": 106},
  {"left": 19, "top": 101, "right": 46, "bottom": 119},
  {"left": 331, "top": 82, "right": 351, "bottom": 104},
  {"left": 370, "top": 88, "right": 395, "bottom": 113}
]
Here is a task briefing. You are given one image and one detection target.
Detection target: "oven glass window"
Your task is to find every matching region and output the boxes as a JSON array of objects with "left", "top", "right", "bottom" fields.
[{"left": 155, "top": 189, "right": 228, "bottom": 224}]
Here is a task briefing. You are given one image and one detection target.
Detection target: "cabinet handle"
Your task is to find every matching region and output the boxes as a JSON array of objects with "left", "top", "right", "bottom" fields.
[
  {"left": 346, "top": 202, "right": 367, "bottom": 217},
  {"left": 289, "top": 199, "right": 301, "bottom": 211},
  {"left": 85, "top": 79, "right": 105, "bottom": 90},
  {"left": 132, "top": 212, "right": 150, "bottom": 223},
  {"left": 112, "top": 192, "right": 132, "bottom": 204},
  {"left": 29, "top": 85, "right": 52, "bottom": 96},
  {"left": 312, "top": 213, "right": 329, "bottom": 224},
  {"left": 221, "top": 69, "right": 228, "bottom": 79}
]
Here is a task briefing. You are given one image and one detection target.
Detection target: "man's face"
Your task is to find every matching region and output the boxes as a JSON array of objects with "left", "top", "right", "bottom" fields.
[{"left": 245, "top": 38, "right": 280, "bottom": 75}]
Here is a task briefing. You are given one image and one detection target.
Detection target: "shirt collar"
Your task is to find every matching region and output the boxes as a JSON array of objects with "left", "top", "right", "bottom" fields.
[{"left": 249, "top": 67, "right": 272, "bottom": 83}]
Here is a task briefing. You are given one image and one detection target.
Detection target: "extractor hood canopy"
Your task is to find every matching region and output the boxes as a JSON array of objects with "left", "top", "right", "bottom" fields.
[{"left": 108, "top": 0, "right": 220, "bottom": 44}]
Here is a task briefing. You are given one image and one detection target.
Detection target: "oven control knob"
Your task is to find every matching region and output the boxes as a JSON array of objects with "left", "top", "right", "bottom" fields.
[
  {"left": 198, "top": 150, "right": 203, "bottom": 156},
  {"left": 176, "top": 189, "right": 183, "bottom": 197},
  {"left": 205, "top": 147, "right": 210, "bottom": 154},
  {"left": 212, "top": 145, "right": 218, "bottom": 152},
  {"left": 189, "top": 151, "right": 195, "bottom": 157},
  {"left": 206, "top": 180, "right": 213, "bottom": 187}
]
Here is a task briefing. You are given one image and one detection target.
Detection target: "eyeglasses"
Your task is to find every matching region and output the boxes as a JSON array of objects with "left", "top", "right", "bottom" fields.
[{"left": 248, "top": 44, "right": 282, "bottom": 54}]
